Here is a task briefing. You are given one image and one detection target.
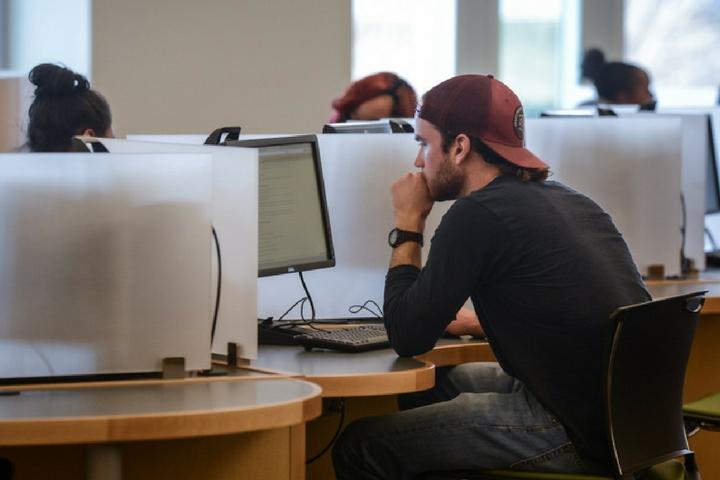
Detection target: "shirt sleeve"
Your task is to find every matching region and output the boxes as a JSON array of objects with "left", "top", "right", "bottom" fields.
[{"left": 383, "top": 199, "right": 508, "bottom": 356}]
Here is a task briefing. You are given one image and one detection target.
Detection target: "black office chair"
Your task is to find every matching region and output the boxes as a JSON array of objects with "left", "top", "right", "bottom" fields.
[{"left": 421, "top": 291, "right": 707, "bottom": 480}]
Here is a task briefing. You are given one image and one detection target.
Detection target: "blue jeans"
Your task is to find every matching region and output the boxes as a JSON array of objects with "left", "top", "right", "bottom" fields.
[{"left": 332, "top": 362, "right": 588, "bottom": 479}]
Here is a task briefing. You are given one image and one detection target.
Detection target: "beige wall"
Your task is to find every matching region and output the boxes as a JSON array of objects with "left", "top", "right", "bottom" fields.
[{"left": 92, "top": 0, "right": 351, "bottom": 137}]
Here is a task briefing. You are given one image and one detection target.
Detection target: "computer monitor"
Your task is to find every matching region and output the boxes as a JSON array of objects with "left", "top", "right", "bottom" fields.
[
  {"left": 322, "top": 119, "right": 413, "bottom": 134},
  {"left": 705, "top": 115, "right": 720, "bottom": 214},
  {"left": 227, "top": 135, "right": 335, "bottom": 277}
]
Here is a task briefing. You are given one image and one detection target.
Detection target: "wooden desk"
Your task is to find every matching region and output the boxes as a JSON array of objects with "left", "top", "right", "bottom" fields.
[
  {"left": 417, "top": 338, "right": 494, "bottom": 367},
  {"left": 0, "top": 377, "right": 321, "bottom": 480},
  {"left": 249, "top": 345, "right": 435, "bottom": 397},
  {"left": 646, "top": 275, "right": 720, "bottom": 314}
]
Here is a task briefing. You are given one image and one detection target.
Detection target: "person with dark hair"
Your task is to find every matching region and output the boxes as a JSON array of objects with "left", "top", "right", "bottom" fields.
[
  {"left": 580, "top": 48, "right": 654, "bottom": 107},
  {"left": 332, "top": 75, "right": 649, "bottom": 478},
  {"left": 330, "top": 72, "right": 417, "bottom": 122},
  {"left": 26, "top": 63, "right": 113, "bottom": 152}
]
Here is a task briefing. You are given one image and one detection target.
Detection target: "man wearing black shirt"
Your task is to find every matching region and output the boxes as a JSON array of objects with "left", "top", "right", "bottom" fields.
[{"left": 332, "top": 75, "right": 649, "bottom": 479}]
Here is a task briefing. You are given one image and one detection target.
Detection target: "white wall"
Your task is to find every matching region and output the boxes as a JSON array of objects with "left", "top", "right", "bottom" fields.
[{"left": 91, "top": 0, "right": 351, "bottom": 137}]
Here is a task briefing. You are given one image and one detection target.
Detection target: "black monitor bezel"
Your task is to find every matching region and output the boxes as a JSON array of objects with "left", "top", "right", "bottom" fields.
[
  {"left": 226, "top": 135, "right": 336, "bottom": 277},
  {"left": 705, "top": 114, "right": 720, "bottom": 214}
]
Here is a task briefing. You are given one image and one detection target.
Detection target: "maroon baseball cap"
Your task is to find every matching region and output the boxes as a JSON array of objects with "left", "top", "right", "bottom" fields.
[{"left": 418, "top": 75, "right": 547, "bottom": 170}]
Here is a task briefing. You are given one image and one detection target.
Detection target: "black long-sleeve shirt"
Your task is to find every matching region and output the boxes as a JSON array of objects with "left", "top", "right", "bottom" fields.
[{"left": 384, "top": 175, "right": 650, "bottom": 473}]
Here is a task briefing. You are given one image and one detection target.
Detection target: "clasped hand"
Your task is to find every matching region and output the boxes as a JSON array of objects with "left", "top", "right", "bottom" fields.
[{"left": 391, "top": 172, "right": 433, "bottom": 231}]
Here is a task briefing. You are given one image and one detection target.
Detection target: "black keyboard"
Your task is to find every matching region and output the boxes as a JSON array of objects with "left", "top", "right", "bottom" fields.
[{"left": 294, "top": 325, "right": 390, "bottom": 352}]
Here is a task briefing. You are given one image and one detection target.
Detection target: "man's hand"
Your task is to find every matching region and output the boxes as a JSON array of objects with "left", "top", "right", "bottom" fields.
[
  {"left": 391, "top": 172, "right": 433, "bottom": 232},
  {"left": 446, "top": 308, "right": 485, "bottom": 337}
]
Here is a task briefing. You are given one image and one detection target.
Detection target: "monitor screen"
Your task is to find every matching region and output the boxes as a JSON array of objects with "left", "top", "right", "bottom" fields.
[{"left": 228, "top": 135, "right": 335, "bottom": 277}]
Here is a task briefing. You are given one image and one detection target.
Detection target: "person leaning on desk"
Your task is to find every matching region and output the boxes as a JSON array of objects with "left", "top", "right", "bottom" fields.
[{"left": 332, "top": 75, "right": 650, "bottom": 479}]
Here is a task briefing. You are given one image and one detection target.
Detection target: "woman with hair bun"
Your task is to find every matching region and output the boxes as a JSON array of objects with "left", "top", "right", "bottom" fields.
[
  {"left": 330, "top": 72, "right": 417, "bottom": 122},
  {"left": 26, "top": 63, "right": 113, "bottom": 152},
  {"left": 580, "top": 48, "right": 654, "bottom": 107}
]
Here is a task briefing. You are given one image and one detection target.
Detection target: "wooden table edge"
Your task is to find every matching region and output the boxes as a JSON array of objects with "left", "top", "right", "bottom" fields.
[
  {"left": 0, "top": 371, "right": 286, "bottom": 393},
  {"left": 302, "top": 360, "right": 436, "bottom": 397},
  {"left": 0, "top": 379, "right": 323, "bottom": 446}
]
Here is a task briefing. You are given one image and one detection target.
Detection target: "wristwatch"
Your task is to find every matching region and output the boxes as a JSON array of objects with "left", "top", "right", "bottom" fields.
[{"left": 388, "top": 228, "right": 424, "bottom": 248}]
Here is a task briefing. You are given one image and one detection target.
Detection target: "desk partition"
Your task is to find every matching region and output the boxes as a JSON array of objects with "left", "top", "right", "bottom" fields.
[
  {"left": 92, "top": 138, "right": 260, "bottom": 359},
  {"left": 0, "top": 153, "right": 212, "bottom": 378},
  {"left": 526, "top": 117, "right": 684, "bottom": 276},
  {"left": 615, "top": 112, "right": 714, "bottom": 270},
  {"left": 131, "top": 128, "right": 687, "bottom": 306},
  {"left": 658, "top": 107, "right": 720, "bottom": 257}
]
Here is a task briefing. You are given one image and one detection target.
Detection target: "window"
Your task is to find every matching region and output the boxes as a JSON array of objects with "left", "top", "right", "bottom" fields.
[
  {"left": 625, "top": 0, "right": 720, "bottom": 106},
  {"left": 498, "top": 0, "right": 582, "bottom": 116},
  {"left": 2, "top": 0, "right": 90, "bottom": 77},
  {"left": 352, "top": 0, "right": 456, "bottom": 99}
]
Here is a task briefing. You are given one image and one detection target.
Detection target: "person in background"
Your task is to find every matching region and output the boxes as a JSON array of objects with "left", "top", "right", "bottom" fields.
[
  {"left": 330, "top": 72, "right": 417, "bottom": 122},
  {"left": 25, "top": 63, "right": 113, "bottom": 152},
  {"left": 580, "top": 48, "right": 654, "bottom": 108}
]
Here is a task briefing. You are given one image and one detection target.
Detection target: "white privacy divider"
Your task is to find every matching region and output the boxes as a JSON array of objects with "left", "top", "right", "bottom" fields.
[
  {"left": 673, "top": 113, "right": 711, "bottom": 271},
  {"left": 127, "top": 134, "right": 208, "bottom": 144},
  {"left": 658, "top": 107, "right": 720, "bottom": 257},
  {"left": 257, "top": 133, "right": 452, "bottom": 320},
  {"left": 0, "top": 153, "right": 212, "bottom": 379},
  {"left": 131, "top": 122, "right": 687, "bottom": 323},
  {"left": 96, "top": 138, "right": 259, "bottom": 360},
  {"left": 613, "top": 111, "right": 714, "bottom": 270},
  {"left": 526, "top": 117, "right": 684, "bottom": 277},
  {"left": 127, "top": 133, "right": 296, "bottom": 144}
]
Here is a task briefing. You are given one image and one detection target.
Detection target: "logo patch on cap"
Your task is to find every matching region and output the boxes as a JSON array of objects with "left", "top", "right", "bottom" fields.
[{"left": 512, "top": 106, "right": 525, "bottom": 142}]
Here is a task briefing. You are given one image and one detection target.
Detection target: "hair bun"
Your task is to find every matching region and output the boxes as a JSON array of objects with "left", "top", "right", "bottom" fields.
[
  {"left": 29, "top": 63, "right": 90, "bottom": 98},
  {"left": 581, "top": 48, "right": 606, "bottom": 82}
]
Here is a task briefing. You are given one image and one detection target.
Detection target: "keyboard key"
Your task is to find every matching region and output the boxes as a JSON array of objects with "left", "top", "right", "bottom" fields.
[{"left": 294, "top": 325, "right": 390, "bottom": 352}]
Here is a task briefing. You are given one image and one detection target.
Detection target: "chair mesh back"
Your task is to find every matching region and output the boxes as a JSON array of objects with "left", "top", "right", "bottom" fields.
[{"left": 606, "top": 292, "right": 704, "bottom": 477}]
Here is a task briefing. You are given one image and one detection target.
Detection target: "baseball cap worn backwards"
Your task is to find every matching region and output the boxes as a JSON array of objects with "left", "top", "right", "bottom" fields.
[{"left": 418, "top": 74, "right": 547, "bottom": 170}]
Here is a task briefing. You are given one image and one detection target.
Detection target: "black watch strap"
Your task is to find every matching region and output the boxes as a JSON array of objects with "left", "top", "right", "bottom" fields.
[{"left": 388, "top": 228, "right": 424, "bottom": 248}]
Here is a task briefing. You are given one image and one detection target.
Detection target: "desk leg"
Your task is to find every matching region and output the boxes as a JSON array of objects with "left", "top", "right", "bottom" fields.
[{"left": 86, "top": 445, "right": 121, "bottom": 480}]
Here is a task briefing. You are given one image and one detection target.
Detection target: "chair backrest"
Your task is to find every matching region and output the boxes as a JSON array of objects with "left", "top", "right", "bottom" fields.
[{"left": 606, "top": 291, "right": 706, "bottom": 478}]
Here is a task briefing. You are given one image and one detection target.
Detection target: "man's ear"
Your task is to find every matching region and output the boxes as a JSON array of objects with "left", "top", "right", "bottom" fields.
[
  {"left": 80, "top": 128, "right": 97, "bottom": 137},
  {"left": 453, "top": 133, "right": 472, "bottom": 165}
]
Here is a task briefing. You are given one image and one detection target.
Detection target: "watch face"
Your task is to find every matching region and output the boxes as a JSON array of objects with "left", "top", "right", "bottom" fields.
[{"left": 388, "top": 228, "right": 399, "bottom": 245}]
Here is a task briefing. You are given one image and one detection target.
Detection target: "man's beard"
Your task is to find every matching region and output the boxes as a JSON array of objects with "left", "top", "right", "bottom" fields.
[{"left": 428, "top": 155, "right": 464, "bottom": 201}]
